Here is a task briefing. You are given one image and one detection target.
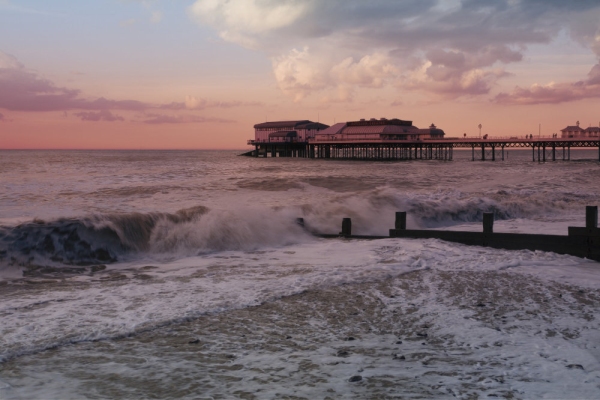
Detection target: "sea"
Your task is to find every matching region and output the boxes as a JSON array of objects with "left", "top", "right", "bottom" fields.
[{"left": 1, "top": 149, "right": 599, "bottom": 399}]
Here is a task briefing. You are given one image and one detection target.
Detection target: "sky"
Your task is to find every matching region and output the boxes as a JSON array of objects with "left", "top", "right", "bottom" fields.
[{"left": 1, "top": 0, "right": 600, "bottom": 149}]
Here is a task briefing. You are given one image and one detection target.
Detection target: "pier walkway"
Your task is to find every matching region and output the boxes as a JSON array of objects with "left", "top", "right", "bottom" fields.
[{"left": 247, "top": 137, "right": 600, "bottom": 162}]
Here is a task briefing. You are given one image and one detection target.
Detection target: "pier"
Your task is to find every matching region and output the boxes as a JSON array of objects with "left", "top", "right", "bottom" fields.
[
  {"left": 307, "top": 206, "right": 600, "bottom": 262},
  {"left": 247, "top": 137, "right": 600, "bottom": 162}
]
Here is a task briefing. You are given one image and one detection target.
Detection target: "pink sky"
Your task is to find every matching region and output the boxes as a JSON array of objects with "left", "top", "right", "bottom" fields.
[{"left": 1, "top": 0, "right": 600, "bottom": 149}]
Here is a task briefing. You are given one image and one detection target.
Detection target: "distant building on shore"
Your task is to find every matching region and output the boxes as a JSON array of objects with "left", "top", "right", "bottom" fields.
[
  {"left": 252, "top": 120, "right": 330, "bottom": 144},
  {"left": 561, "top": 121, "right": 600, "bottom": 138},
  {"left": 313, "top": 118, "right": 445, "bottom": 142}
]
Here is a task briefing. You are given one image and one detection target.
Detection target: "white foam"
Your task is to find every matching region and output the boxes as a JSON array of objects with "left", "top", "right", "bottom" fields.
[{"left": 2, "top": 150, "right": 600, "bottom": 398}]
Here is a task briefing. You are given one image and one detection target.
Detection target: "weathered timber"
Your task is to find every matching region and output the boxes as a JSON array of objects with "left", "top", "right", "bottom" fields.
[
  {"left": 340, "top": 218, "right": 352, "bottom": 236},
  {"left": 587, "top": 205, "right": 598, "bottom": 228},
  {"left": 308, "top": 207, "right": 600, "bottom": 262},
  {"left": 483, "top": 212, "right": 494, "bottom": 234},
  {"left": 389, "top": 229, "right": 599, "bottom": 261},
  {"left": 389, "top": 208, "right": 600, "bottom": 261},
  {"left": 395, "top": 212, "right": 407, "bottom": 230}
]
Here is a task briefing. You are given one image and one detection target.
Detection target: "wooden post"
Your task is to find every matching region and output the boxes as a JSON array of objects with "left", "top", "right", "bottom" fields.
[
  {"left": 586, "top": 206, "right": 598, "bottom": 229},
  {"left": 395, "top": 212, "right": 407, "bottom": 230},
  {"left": 483, "top": 212, "right": 494, "bottom": 234},
  {"left": 340, "top": 218, "right": 352, "bottom": 236},
  {"left": 543, "top": 145, "right": 546, "bottom": 162}
]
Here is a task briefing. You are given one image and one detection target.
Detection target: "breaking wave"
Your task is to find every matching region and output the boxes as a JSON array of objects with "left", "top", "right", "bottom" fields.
[
  {"left": 0, "top": 186, "right": 593, "bottom": 278},
  {"left": 0, "top": 205, "right": 317, "bottom": 277}
]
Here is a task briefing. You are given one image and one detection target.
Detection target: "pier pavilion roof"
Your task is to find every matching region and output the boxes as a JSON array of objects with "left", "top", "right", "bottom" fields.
[
  {"left": 313, "top": 118, "right": 445, "bottom": 140},
  {"left": 561, "top": 125, "right": 584, "bottom": 132},
  {"left": 295, "top": 122, "right": 329, "bottom": 130},
  {"left": 346, "top": 118, "right": 412, "bottom": 127},
  {"left": 315, "top": 123, "right": 346, "bottom": 136},
  {"left": 254, "top": 120, "right": 328, "bottom": 130}
]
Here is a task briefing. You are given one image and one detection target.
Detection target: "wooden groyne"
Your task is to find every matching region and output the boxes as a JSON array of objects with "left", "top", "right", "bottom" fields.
[{"left": 306, "top": 206, "right": 600, "bottom": 262}]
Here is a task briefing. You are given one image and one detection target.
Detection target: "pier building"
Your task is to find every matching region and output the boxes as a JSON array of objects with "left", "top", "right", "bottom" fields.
[
  {"left": 314, "top": 118, "right": 444, "bottom": 142},
  {"left": 245, "top": 118, "right": 600, "bottom": 162},
  {"left": 561, "top": 121, "right": 600, "bottom": 138},
  {"left": 247, "top": 120, "right": 329, "bottom": 158},
  {"left": 252, "top": 120, "right": 330, "bottom": 143}
]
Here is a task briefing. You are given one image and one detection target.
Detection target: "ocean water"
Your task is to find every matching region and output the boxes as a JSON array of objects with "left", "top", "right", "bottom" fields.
[{"left": 1, "top": 149, "right": 599, "bottom": 399}]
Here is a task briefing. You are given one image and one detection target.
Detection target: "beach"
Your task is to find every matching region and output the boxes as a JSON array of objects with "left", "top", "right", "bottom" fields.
[{"left": 1, "top": 149, "right": 600, "bottom": 399}]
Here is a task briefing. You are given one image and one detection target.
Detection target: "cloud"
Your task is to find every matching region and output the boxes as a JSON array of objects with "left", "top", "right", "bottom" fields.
[
  {"left": 331, "top": 53, "right": 398, "bottom": 88},
  {"left": 141, "top": 113, "right": 234, "bottom": 124},
  {"left": 0, "top": 112, "right": 4, "bottom": 121},
  {"left": 150, "top": 10, "right": 162, "bottom": 23},
  {"left": 271, "top": 48, "right": 399, "bottom": 102},
  {"left": 0, "top": 51, "right": 22, "bottom": 69},
  {"left": 405, "top": 48, "right": 514, "bottom": 98},
  {"left": 74, "top": 110, "right": 125, "bottom": 122},
  {"left": 0, "top": 58, "right": 149, "bottom": 112},
  {"left": 0, "top": 1, "right": 65, "bottom": 16},
  {"left": 120, "top": 18, "right": 136, "bottom": 27},
  {"left": 188, "top": 0, "right": 308, "bottom": 48},
  {"left": 494, "top": 62, "right": 600, "bottom": 104},
  {"left": 190, "top": 0, "right": 600, "bottom": 102},
  {"left": 160, "top": 96, "right": 262, "bottom": 110},
  {"left": 272, "top": 47, "right": 329, "bottom": 101},
  {"left": 0, "top": 51, "right": 258, "bottom": 116}
]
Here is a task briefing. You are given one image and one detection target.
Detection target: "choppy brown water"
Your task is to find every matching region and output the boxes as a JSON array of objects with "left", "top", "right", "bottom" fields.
[
  {"left": 1, "top": 150, "right": 600, "bottom": 399},
  {"left": 3, "top": 268, "right": 599, "bottom": 399}
]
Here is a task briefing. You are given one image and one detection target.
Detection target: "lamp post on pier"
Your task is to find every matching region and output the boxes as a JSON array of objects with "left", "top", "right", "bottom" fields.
[{"left": 478, "top": 124, "right": 482, "bottom": 139}]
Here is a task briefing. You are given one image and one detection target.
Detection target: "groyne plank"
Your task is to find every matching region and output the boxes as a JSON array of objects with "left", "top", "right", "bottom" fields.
[{"left": 388, "top": 229, "right": 599, "bottom": 261}]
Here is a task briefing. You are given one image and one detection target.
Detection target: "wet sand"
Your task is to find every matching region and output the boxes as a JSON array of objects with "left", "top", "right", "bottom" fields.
[{"left": 3, "top": 269, "right": 599, "bottom": 399}]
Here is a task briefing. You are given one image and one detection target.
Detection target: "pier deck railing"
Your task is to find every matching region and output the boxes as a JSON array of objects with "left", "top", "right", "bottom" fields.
[{"left": 246, "top": 137, "right": 600, "bottom": 161}]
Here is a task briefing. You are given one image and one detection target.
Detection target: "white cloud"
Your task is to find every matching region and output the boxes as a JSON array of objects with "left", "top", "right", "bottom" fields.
[
  {"left": 120, "top": 18, "right": 136, "bottom": 27},
  {"left": 150, "top": 10, "right": 162, "bottom": 23},
  {"left": 272, "top": 47, "right": 328, "bottom": 101},
  {"left": 189, "top": 0, "right": 308, "bottom": 48},
  {"left": 330, "top": 53, "right": 398, "bottom": 88},
  {"left": 0, "top": 51, "right": 22, "bottom": 69},
  {"left": 189, "top": 0, "right": 600, "bottom": 103}
]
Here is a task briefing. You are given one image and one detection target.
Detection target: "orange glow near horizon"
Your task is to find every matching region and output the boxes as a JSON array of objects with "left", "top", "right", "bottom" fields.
[{"left": 1, "top": 1, "right": 600, "bottom": 149}]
